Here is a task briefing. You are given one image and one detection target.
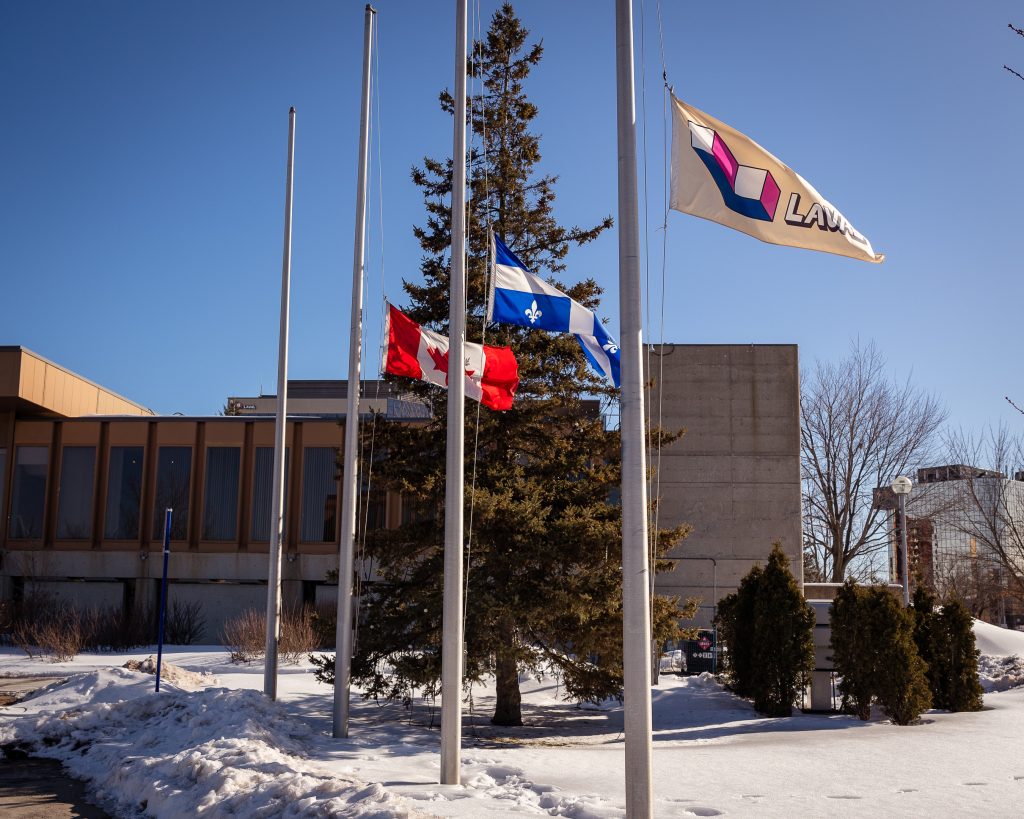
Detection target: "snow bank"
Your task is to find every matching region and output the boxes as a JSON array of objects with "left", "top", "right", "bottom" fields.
[
  {"left": 972, "top": 619, "right": 1024, "bottom": 657},
  {"left": 972, "top": 621, "right": 1024, "bottom": 693},
  {"left": 1, "top": 670, "right": 422, "bottom": 818},
  {"left": 4, "top": 642, "right": 1024, "bottom": 817}
]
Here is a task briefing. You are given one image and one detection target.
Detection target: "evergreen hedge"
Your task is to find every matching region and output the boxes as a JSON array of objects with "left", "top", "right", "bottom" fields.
[
  {"left": 912, "top": 587, "right": 984, "bottom": 712},
  {"left": 715, "top": 564, "right": 762, "bottom": 700},
  {"left": 715, "top": 543, "right": 814, "bottom": 716},
  {"left": 831, "top": 581, "right": 931, "bottom": 725}
]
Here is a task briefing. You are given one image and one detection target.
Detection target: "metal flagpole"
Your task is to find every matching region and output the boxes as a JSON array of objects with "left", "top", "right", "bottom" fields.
[
  {"left": 264, "top": 106, "right": 296, "bottom": 700},
  {"left": 333, "top": 2, "right": 376, "bottom": 740},
  {"left": 440, "top": 0, "right": 468, "bottom": 786},
  {"left": 614, "top": 1, "right": 654, "bottom": 816}
]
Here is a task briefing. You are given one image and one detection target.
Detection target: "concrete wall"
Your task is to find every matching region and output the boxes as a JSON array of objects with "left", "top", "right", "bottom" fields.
[{"left": 646, "top": 344, "right": 802, "bottom": 627}]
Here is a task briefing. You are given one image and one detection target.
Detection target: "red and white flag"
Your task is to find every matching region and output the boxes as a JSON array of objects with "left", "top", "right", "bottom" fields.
[{"left": 384, "top": 303, "right": 519, "bottom": 410}]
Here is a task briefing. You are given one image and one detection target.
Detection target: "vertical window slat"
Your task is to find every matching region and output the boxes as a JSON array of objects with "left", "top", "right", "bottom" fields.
[
  {"left": 152, "top": 447, "right": 192, "bottom": 540},
  {"left": 251, "top": 448, "right": 289, "bottom": 542},
  {"left": 10, "top": 446, "right": 47, "bottom": 539},
  {"left": 57, "top": 446, "right": 96, "bottom": 539},
  {"left": 105, "top": 447, "right": 144, "bottom": 540},
  {"left": 301, "top": 447, "right": 337, "bottom": 543},
  {"left": 202, "top": 447, "right": 240, "bottom": 541}
]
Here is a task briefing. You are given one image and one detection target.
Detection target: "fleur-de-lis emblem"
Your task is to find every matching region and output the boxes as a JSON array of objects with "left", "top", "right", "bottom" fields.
[
  {"left": 603, "top": 341, "right": 619, "bottom": 354},
  {"left": 524, "top": 300, "right": 542, "bottom": 324}
]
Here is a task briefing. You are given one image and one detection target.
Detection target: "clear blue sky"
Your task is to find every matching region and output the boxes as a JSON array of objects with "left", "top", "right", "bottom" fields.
[{"left": 2, "top": 1, "right": 1022, "bottom": 440}]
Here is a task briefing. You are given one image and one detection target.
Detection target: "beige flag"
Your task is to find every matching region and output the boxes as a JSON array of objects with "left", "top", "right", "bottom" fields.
[{"left": 670, "top": 95, "right": 883, "bottom": 263}]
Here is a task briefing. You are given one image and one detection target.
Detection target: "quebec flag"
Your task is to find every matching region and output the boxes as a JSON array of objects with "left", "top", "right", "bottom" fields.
[{"left": 487, "top": 233, "right": 621, "bottom": 388}]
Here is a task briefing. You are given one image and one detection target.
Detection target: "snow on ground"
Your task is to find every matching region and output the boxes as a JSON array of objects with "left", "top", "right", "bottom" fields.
[
  {"left": 1, "top": 623, "right": 1023, "bottom": 818},
  {"left": 972, "top": 620, "right": 1024, "bottom": 693},
  {"left": 972, "top": 619, "right": 1024, "bottom": 657}
]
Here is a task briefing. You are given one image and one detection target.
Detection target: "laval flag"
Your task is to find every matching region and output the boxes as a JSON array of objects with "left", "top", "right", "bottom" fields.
[
  {"left": 384, "top": 303, "right": 519, "bottom": 410},
  {"left": 670, "top": 95, "right": 883, "bottom": 263},
  {"left": 488, "top": 234, "right": 621, "bottom": 387}
]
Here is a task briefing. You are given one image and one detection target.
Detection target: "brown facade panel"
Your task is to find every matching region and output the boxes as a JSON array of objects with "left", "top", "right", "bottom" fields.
[
  {"left": 0, "top": 417, "right": 344, "bottom": 554},
  {"left": 0, "top": 348, "right": 153, "bottom": 418},
  {"left": 0, "top": 351, "right": 21, "bottom": 395}
]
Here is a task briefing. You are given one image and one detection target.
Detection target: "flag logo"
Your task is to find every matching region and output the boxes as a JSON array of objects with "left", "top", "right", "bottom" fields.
[
  {"left": 689, "top": 122, "right": 780, "bottom": 222},
  {"left": 670, "top": 95, "right": 883, "bottom": 263}
]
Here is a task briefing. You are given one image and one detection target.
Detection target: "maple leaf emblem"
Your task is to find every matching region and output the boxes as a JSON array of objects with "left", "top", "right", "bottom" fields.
[{"left": 426, "top": 345, "right": 449, "bottom": 384}]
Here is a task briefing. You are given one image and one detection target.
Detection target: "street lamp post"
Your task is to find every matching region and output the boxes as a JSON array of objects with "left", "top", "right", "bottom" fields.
[{"left": 891, "top": 476, "right": 913, "bottom": 606}]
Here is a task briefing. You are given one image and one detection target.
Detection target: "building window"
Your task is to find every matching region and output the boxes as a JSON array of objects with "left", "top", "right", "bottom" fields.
[
  {"left": 57, "top": 447, "right": 96, "bottom": 539},
  {"left": 300, "top": 447, "right": 337, "bottom": 543},
  {"left": 202, "top": 447, "right": 240, "bottom": 541},
  {"left": 251, "top": 447, "right": 289, "bottom": 542},
  {"left": 105, "top": 446, "right": 143, "bottom": 540},
  {"left": 10, "top": 446, "right": 48, "bottom": 539},
  {"left": 152, "top": 447, "right": 192, "bottom": 540}
]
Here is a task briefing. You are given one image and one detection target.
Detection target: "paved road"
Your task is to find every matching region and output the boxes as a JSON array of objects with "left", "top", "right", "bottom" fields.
[
  {"left": 0, "top": 755, "right": 111, "bottom": 818},
  {"left": 0, "top": 675, "right": 112, "bottom": 818}
]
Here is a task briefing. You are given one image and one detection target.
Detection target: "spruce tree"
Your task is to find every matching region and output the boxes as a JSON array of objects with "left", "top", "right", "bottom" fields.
[
  {"left": 749, "top": 543, "right": 815, "bottom": 716},
  {"left": 324, "top": 3, "right": 690, "bottom": 726}
]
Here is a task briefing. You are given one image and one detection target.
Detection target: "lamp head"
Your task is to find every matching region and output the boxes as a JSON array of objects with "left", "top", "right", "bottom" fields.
[{"left": 891, "top": 476, "right": 913, "bottom": 495}]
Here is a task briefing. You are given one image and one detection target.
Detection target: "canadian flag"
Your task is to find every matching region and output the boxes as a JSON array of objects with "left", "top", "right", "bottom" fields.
[{"left": 384, "top": 303, "right": 519, "bottom": 410}]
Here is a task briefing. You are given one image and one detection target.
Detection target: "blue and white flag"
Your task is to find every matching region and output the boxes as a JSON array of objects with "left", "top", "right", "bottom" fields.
[{"left": 487, "top": 233, "right": 620, "bottom": 388}]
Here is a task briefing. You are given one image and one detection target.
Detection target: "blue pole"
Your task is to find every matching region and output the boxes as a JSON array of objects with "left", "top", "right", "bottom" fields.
[{"left": 155, "top": 508, "right": 172, "bottom": 693}]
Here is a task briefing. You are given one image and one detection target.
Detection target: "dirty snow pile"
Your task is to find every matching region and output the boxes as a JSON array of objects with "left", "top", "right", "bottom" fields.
[
  {"left": 122, "top": 655, "right": 216, "bottom": 691},
  {"left": 978, "top": 653, "right": 1024, "bottom": 692},
  {"left": 0, "top": 668, "right": 422, "bottom": 818}
]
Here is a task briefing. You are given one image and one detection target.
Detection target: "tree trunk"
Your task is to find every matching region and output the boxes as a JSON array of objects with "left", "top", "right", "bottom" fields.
[
  {"left": 491, "top": 620, "right": 522, "bottom": 726},
  {"left": 830, "top": 540, "right": 845, "bottom": 582}
]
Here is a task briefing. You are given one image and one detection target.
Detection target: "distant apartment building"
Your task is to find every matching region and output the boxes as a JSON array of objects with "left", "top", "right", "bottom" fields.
[{"left": 902, "top": 464, "right": 1024, "bottom": 626}]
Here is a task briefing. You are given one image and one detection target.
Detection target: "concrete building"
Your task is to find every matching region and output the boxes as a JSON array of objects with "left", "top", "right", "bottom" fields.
[
  {"left": 0, "top": 349, "right": 414, "bottom": 642},
  {"left": 226, "top": 380, "right": 430, "bottom": 421},
  {"left": 1, "top": 342, "right": 802, "bottom": 639},
  {"left": 645, "top": 344, "right": 802, "bottom": 627}
]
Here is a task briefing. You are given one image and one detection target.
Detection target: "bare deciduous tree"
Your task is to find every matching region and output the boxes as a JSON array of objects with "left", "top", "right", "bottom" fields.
[
  {"left": 1007, "top": 23, "right": 1024, "bottom": 83},
  {"left": 801, "top": 342, "right": 946, "bottom": 582}
]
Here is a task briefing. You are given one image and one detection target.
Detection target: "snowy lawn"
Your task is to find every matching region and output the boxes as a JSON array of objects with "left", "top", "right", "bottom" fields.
[{"left": 1, "top": 622, "right": 1024, "bottom": 818}]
